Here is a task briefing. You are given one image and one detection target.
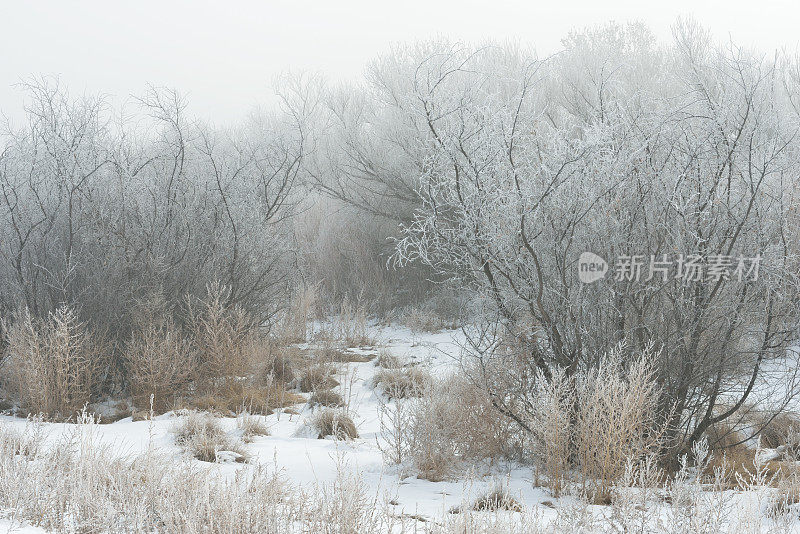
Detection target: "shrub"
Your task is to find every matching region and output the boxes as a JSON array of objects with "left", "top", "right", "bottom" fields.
[
  {"left": 172, "top": 411, "right": 247, "bottom": 463},
  {"left": 265, "top": 345, "right": 298, "bottom": 384},
  {"left": 374, "top": 349, "right": 402, "bottom": 369},
  {"left": 274, "top": 284, "right": 318, "bottom": 344},
  {"left": 527, "top": 366, "right": 574, "bottom": 495},
  {"left": 308, "top": 409, "right": 359, "bottom": 440},
  {"left": 754, "top": 411, "right": 800, "bottom": 449},
  {"left": 403, "top": 307, "right": 448, "bottom": 333},
  {"left": 236, "top": 412, "right": 270, "bottom": 442},
  {"left": 309, "top": 389, "right": 344, "bottom": 408},
  {"left": 187, "top": 283, "right": 259, "bottom": 388},
  {"left": 3, "top": 307, "right": 105, "bottom": 419},
  {"left": 450, "top": 488, "right": 524, "bottom": 514},
  {"left": 575, "top": 344, "right": 666, "bottom": 504},
  {"left": 373, "top": 367, "right": 429, "bottom": 399},
  {"left": 300, "top": 365, "right": 339, "bottom": 393},
  {"left": 124, "top": 303, "right": 196, "bottom": 413},
  {"left": 316, "top": 299, "right": 376, "bottom": 347}
]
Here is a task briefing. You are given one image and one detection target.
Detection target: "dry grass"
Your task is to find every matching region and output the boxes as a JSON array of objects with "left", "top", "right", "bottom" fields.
[
  {"left": 274, "top": 284, "right": 318, "bottom": 344},
  {"left": 450, "top": 489, "right": 524, "bottom": 514},
  {"left": 704, "top": 421, "right": 745, "bottom": 450},
  {"left": 383, "top": 373, "right": 520, "bottom": 482},
  {"left": 527, "top": 366, "right": 574, "bottom": 496},
  {"left": 2, "top": 306, "right": 106, "bottom": 419},
  {"left": 754, "top": 411, "right": 800, "bottom": 449},
  {"left": 0, "top": 414, "right": 398, "bottom": 533},
  {"left": 236, "top": 412, "right": 270, "bottom": 442},
  {"left": 402, "top": 307, "right": 455, "bottom": 333},
  {"left": 186, "top": 381, "right": 305, "bottom": 415},
  {"left": 309, "top": 389, "right": 345, "bottom": 408},
  {"left": 375, "top": 349, "right": 403, "bottom": 369},
  {"left": 317, "top": 343, "right": 373, "bottom": 363},
  {"left": 315, "top": 299, "right": 376, "bottom": 347},
  {"left": 186, "top": 283, "right": 259, "bottom": 388},
  {"left": 125, "top": 304, "right": 196, "bottom": 413},
  {"left": 308, "top": 409, "right": 359, "bottom": 440},
  {"left": 172, "top": 411, "right": 248, "bottom": 463},
  {"left": 576, "top": 345, "right": 666, "bottom": 504},
  {"left": 300, "top": 364, "right": 340, "bottom": 393},
  {"left": 265, "top": 344, "right": 301, "bottom": 384},
  {"left": 373, "top": 367, "right": 429, "bottom": 399}
]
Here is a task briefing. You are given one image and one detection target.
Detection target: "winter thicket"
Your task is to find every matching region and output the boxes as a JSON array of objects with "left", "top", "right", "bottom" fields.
[
  {"left": 314, "top": 21, "right": 800, "bottom": 457},
  {"left": 1, "top": 20, "right": 800, "bottom": 468}
]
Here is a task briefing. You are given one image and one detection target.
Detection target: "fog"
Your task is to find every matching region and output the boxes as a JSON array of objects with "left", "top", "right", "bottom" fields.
[{"left": 2, "top": 0, "right": 798, "bottom": 126}]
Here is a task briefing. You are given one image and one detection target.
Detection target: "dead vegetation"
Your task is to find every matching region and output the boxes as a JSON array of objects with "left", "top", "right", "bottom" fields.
[
  {"left": 373, "top": 367, "right": 429, "bottom": 399},
  {"left": 2, "top": 307, "right": 106, "bottom": 419},
  {"left": 172, "top": 411, "right": 248, "bottom": 463},
  {"left": 308, "top": 409, "right": 359, "bottom": 440},
  {"left": 309, "top": 389, "right": 345, "bottom": 408},
  {"left": 300, "top": 364, "right": 340, "bottom": 393}
]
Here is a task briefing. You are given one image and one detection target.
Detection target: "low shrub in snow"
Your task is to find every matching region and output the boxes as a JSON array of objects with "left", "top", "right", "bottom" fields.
[
  {"left": 236, "top": 412, "right": 270, "bottom": 442},
  {"left": 373, "top": 367, "right": 429, "bottom": 399},
  {"left": 309, "top": 389, "right": 345, "bottom": 408},
  {"left": 307, "top": 409, "right": 359, "bottom": 440},
  {"left": 300, "top": 364, "right": 340, "bottom": 393},
  {"left": 374, "top": 349, "right": 403, "bottom": 369},
  {"left": 125, "top": 293, "right": 196, "bottom": 413},
  {"left": 172, "top": 411, "right": 247, "bottom": 463},
  {"left": 2, "top": 306, "right": 106, "bottom": 419}
]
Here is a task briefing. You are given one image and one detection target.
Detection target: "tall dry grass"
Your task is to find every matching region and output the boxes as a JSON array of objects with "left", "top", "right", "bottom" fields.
[
  {"left": 125, "top": 295, "right": 196, "bottom": 412},
  {"left": 2, "top": 306, "right": 105, "bottom": 419},
  {"left": 575, "top": 344, "right": 667, "bottom": 503}
]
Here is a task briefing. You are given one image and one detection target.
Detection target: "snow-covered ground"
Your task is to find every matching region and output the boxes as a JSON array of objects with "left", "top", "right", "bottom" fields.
[{"left": 0, "top": 324, "right": 798, "bottom": 533}]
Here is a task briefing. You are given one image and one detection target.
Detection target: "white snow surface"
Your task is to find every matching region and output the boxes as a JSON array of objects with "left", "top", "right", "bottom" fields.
[{"left": 1, "top": 324, "right": 798, "bottom": 532}]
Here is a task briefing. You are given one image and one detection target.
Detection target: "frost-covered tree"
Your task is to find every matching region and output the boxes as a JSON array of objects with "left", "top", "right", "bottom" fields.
[
  {"left": 0, "top": 79, "right": 306, "bottom": 342},
  {"left": 368, "top": 24, "right": 800, "bottom": 457}
]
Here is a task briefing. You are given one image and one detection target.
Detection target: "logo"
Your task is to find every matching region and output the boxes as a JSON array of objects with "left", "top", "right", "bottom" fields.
[{"left": 578, "top": 252, "right": 608, "bottom": 283}]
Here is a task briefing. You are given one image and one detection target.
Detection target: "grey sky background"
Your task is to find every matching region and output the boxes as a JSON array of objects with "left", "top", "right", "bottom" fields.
[{"left": 2, "top": 0, "right": 799, "bottom": 126}]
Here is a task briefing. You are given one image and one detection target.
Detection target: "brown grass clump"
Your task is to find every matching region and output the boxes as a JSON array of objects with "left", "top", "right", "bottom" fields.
[
  {"left": 300, "top": 365, "right": 340, "bottom": 393},
  {"left": 172, "top": 411, "right": 247, "bottom": 463},
  {"left": 755, "top": 411, "right": 800, "bottom": 449},
  {"left": 309, "top": 409, "right": 359, "bottom": 440},
  {"left": 309, "top": 390, "right": 344, "bottom": 408},
  {"left": 265, "top": 345, "right": 299, "bottom": 384},
  {"left": 450, "top": 489, "right": 523, "bottom": 514},
  {"left": 236, "top": 412, "right": 270, "bottom": 442},
  {"left": 125, "top": 297, "right": 196, "bottom": 413},
  {"left": 704, "top": 421, "right": 745, "bottom": 450},
  {"left": 403, "top": 307, "right": 449, "bottom": 333},
  {"left": 373, "top": 367, "right": 428, "bottom": 399},
  {"left": 186, "top": 381, "right": 304, "bottom": 416},
  {"left": 317, "top": 344, "right": 372, "bottom": 363},
  {"left": 374, "top": 350, "right": 402, "bottom": 369},
  {"left": 3, "top": 307, "right": 106, "bottom": 419}
]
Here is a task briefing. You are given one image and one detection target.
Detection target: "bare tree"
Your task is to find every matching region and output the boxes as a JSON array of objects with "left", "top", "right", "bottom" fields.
[{"left": 369, "top": 25, "right": 800, "bottom": 460}]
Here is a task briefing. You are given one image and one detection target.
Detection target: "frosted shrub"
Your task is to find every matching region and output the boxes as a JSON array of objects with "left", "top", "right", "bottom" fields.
[
  {"left": 125, "top": 300, "right": 196, "bottom": 413},
  {"left": 576, "top": 343, "right": 666, "bottom": 503},
  {"left": 4, "top": 307, "right": 104, "bottom": 419},
  {"left": 172, "top": 411, "right": 248, "bottom": 462}
]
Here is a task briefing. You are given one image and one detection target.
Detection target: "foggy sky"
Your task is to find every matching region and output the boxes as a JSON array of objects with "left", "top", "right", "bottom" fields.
[{"left": 2, "top": 0, "right": 798, "bottom": 126}]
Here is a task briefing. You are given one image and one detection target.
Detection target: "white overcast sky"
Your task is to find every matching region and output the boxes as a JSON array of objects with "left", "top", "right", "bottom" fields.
[{"left": 2, "top": 0, "right": 799, "bottom": 126}]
